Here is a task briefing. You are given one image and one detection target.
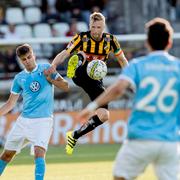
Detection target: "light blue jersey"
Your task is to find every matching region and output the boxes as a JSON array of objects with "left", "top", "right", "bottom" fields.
[
  {"left": 119, "top": 51, "right": 180, "bottom": 141},
  {"left": 11, "top": 63, "right": 58, "bottom": 118}
]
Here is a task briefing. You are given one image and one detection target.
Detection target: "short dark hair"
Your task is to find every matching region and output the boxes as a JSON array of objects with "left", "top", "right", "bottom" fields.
[
  {"left": 145, "top": 18, "right": 173, "bottom": 50},
  {"left": 16, "top": 43, "right": 32, "bottom": 57}
]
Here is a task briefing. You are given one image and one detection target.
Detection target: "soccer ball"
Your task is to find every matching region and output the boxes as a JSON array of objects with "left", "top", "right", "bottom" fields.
[{"left": 87, "top": 60, "right": 107, "bottom": 80}]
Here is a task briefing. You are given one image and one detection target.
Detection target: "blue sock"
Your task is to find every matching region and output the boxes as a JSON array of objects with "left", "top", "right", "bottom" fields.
[
  {"left": 35, "top": 157, "right": 45, "bottom": 180},
  {"left": 0, "top": 159, "right": 7, "bottom": 175}
]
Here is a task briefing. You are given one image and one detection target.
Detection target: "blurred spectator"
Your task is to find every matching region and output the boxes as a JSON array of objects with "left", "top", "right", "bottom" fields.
[
  {"left": 125, "top": 51, "right": 133, "bottom": 61},
  {"left": 0, "top": 31, "right": 5, "bottom": 38},
  {"left": 61, "top": 20, "right": 79, "bottom": 50},
  {"left": 176, "top": 0, "right": 180, "bottom": 19},
  {"left": 0, "top": 61, "right": 5, "bottom": 73},
  {"left": 0, "top": 6, "right": 7, "bottom": 25},
  {"left": 55, "top": 0, "right": 71, "bottom": 23},
  {"left": 4, "top": 24, "right": 20, "bottom": 39},
  {"left": 66, "top": 20, "right": 79, "bottom": 36},
  {"left": 143, "top": 0, "right": 167, "bottom": 20},
  {"left": 43, "top": 6, "right": 60, "bottom": 24},
  {"left": 91, "top": 6, "right": 101, "bottom": 13},
  {"left": 167, "top": 0, "right": 177, "bottom": 21},
  {"left": 82, "top": 0, "right": 108, "bottom": 24},
  {"left": 70, "top": 0, "right": 84, "bottom": 22},
  {"left": 40, "top": 0, "right": 57, "bottom": 14},
  {"left": 2, "top": 0, "right": 20, "bottom": 7},
  {"left": 0, "top": 52, "right": 5, "bottom": 73},
  {"left": 55, "top": 0, "right": 84, "bottom": 23},
  {"left": 4, "top": 48, "right": 21, "bottom": 73},
  {"left": 40, "top": 0, "right": 60, "bottom": 24}
]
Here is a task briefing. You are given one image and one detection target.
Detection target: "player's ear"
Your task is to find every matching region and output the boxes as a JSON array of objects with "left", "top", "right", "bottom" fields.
[
  {"left": 89, "top": 22, "right": 91, "bottom": 30},
  {"left": 33, "top": 53, "right": 36, "bottom": 60},
  {"left": 166, "top": 39, "right": 173, "bottom": 50},
  {"left": 145, "top": 40, "right": 151, "bottom": 51}
]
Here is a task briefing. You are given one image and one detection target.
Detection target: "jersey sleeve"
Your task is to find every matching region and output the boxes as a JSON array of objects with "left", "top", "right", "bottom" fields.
[
  {"left": 51, "top": 72, "right": 61, "bottom": 80},
  {"left": 66, "top": 33, "right": 82, "bottom": 54},
  {"left": 11, "top": 75, "right": 22, "bottom": 94},
  {"left": 119, "top": 60, "right": 137, "bottom": 88},
  {"left": 111, "top": 35, "right": 123, "bottom": 56}
]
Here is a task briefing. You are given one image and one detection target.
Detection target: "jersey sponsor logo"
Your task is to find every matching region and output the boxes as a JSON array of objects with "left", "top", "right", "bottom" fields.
[
  {"left": 82, "top": 37, "right": 89, "bottom": 42},
  {"left": 30, "top": 81, "right": 41, "bottom": 92},
  {"left": 85, "top": 53, "right": 105, "bottom": 61},
  {"left": 104, "top": 37, "right": 111, "bottom": 42},
  {"left": 104, "top": 45, "right": 109, "bottom": 50}
]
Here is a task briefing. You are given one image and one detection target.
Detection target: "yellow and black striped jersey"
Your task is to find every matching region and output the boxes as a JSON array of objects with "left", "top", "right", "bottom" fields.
[{"left": 66, "top": 31, "right": 123, "bottom": 61}]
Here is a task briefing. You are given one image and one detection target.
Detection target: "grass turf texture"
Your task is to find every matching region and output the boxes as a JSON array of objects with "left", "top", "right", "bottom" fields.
[{"left": 0, "top": 144, "right": 156, "bottom": 180}]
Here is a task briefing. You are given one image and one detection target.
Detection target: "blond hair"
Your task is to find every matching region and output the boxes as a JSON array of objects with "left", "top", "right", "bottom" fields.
[{"left": 90, "top": 12, "right": 105, "bottom": 24}]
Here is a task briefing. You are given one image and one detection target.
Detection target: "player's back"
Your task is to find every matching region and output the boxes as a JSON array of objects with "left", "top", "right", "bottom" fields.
[{"left": 128, "top": 52, "right": 180, "bottom": 141}]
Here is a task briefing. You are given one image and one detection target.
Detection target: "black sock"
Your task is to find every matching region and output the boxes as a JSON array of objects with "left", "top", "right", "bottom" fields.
[{"left": 73, "top": 115, "right": 103, "bottom": 139}]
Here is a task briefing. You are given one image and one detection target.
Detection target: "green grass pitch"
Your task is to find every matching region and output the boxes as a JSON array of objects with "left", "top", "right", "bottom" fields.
[{"left": 0, "top": 144, "right": 156, "bottom": 180}]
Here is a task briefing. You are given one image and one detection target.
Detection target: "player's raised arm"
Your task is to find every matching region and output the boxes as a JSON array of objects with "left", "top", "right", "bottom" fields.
[
  {"left": 115, "top": 50, "right": 128, "bottom": 68},
  {"left": 53, "top": 76, "right": 69, "bottom": 92},
  {"left": 112, "top": 35, "right": 129, "bottom": 68},
  {"left": 49, "top": 33, "right": 82, "bottom": 74},
  {"left": 44, "top": 69, "right": 69, "bottom": 92},
  {"left": 77, "top": 79, "right": 131, "bottom": 120},
  {"left": 45, "top": 50, "right": 70, "bottom": 75},
  {"left": 94, "top": 79, "right": 130, "bottom": 107},
  {"left": 51, "top": 50, "right": 70, "bottom": 69},
  {"left": 0, "top": 93, "right": 19, "bottom": 116}
]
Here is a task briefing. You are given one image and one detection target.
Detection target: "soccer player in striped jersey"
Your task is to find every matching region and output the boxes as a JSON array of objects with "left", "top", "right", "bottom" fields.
[
  {"left": 78, "top": 18, "right": 180, "bottom": 180},
  {"left": 0, "top": 44, "right": 69, "bottom": 179},
  {"left": 47, "top": 12, "right": 128, "bottom": 155}
]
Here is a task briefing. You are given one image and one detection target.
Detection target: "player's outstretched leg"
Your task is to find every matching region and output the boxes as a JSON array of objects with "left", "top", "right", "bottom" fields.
[
  {"left": 0, "top": 150, "right": 16, "bottom": 176},
  {"left": 65, "top": 131, "right": 77, "bottom": 155},
  {"left": 0, "top": 159, "right": 7, "bottom": 175},
  {"left": 67, "top": 55, "right": 79, "bottom": 78},
  {"left": 65, "top": 115, "right": 103, "bottom": 155}
]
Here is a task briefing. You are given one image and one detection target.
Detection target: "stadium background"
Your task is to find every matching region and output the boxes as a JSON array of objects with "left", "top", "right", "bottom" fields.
[{"left": 0, "top": 0, "right": 179, "bottom": 179}]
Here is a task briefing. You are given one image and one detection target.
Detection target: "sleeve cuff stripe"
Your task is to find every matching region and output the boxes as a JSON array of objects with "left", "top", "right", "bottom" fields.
[
  {"left": 11, "top": 91, "right": 20, "bottom": 95},
  {"left": 115, "top": 49, "right": 123, "bottom": 56}
]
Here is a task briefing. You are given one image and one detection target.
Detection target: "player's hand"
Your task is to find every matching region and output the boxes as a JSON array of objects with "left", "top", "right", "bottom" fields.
[
  {"left": 44, "top": 70, "right": 53, "bottom": 83},
  {"left": 77, "top": 108, "right": 94, "bottom": 121},
  {"left": 78, "top": 51, "right": 87, "bottom": 65},
  {"left": 44, "top": 65, "right": 57, "bottom": 83},
  {"left": 44, "top": 64, "right": 56, "bottom": 76}
]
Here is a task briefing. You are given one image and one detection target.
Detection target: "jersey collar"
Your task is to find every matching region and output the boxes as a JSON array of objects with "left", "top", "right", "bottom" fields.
[
  {"left": 89, "top": 31, "right": 104, "bottom": 42},
  {"left": 148, "top": 50, "right": 169, "bottom": 56},
  {"left": 24, "top": 64, "right": 38, "bottom": 73}
]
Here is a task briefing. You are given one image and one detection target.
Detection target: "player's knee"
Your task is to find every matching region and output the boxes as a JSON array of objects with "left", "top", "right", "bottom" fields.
[
  {"left": 34, "top": 146, "right": 46, "bottom": 158},
  {"left": 0, "top": 150, "right": 16, "bottom": 162},
  {"left": 96, "top": 108, "right": 109, "bottom": 122}
]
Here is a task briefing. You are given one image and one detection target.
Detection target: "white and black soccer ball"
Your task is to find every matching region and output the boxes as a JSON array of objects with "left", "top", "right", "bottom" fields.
[{"left": 87, "top": 60, "right": 107, "bottom": 80}]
